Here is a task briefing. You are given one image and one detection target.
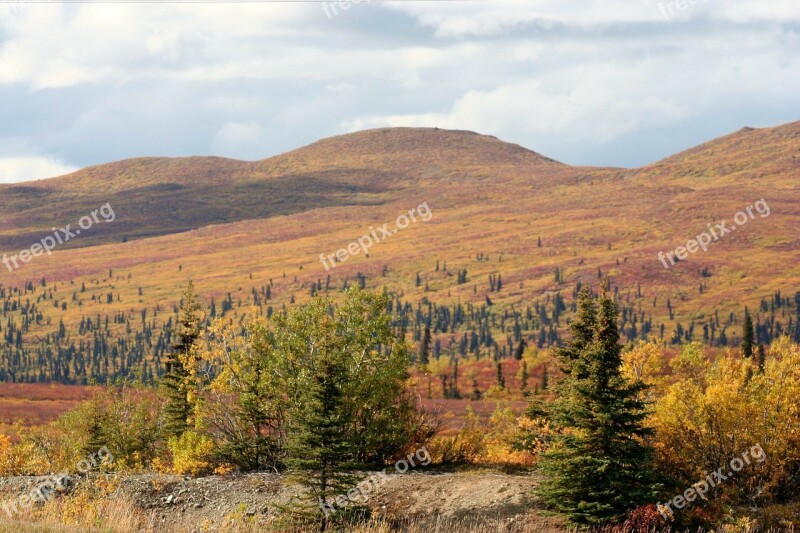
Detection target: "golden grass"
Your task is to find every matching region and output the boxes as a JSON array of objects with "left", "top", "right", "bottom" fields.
[
  {"left": 0, "top": 496, "right": 559, "bottom": 533},
  {"left": 0, "top": 497, "right": 152, "bottom": 533}
]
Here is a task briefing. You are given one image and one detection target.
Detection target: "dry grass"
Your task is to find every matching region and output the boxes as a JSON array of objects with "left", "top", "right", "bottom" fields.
[
  {"left": 0, "top": 500, "right": 559, "bottom": 533},
  {"left": 0, "top": 497, "right": 153, "bottom": 533}
]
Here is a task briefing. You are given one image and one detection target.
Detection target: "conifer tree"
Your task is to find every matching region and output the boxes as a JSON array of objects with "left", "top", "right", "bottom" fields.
[
  {"left": 280, "top": 289, "right": 415, "bottom": 528},
  {"left": 514, "top": 338, "right": 526, "bottom": 360},
  {"left": 286, "top": 354, "right": 360, "bottom": 531},
  {"left": 471, "top": 376, "right": 481, "bottom": 400},
  {"left": 537, "top": 286, "right": 661, "bottom": 524},
  {"left": 496, "top": 360, "right": 505, "bottom": 389},
  {"left": 419, "top": 327, "right": 431, "bottom": 367},
  {"left": 742, "top": 313, "right": 755, "bottom": 358},
  {"left": 520, "top": 359, "right": 529, "bottom": 394},
  {"left": 161, "top": 281, "right": 201, "bottom": 438},
  {"left": 84, "top": 389, "right": 108, "bottom": 457}
]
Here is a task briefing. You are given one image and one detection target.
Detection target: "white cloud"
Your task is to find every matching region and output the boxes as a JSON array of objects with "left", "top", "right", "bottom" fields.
[
  {"left": 344, "top": 66, "right": 692, "bottom": 147},
  {"left": 0, "top": 156, "right": 77, "bottom": 183},
  {"left": 211, "top": 121, "right": 270, "bottom": 160},
  {"left": 0, "top": 0, "right": 797, "bottom": 170}
]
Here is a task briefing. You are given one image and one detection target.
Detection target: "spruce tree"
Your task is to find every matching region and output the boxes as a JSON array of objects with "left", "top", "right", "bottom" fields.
[
  {"left": 280, "top": 289, "right": 412, "bottom": 529},
  {"left": 540, "top": 365, "right": 548, "bottom": 391},
  {"left": 84, "top": 390, "right": 108, "bottom": 457},
  {"left": 520, "top": 360, "right": 529, "bottom": 394},
  {"left": 742, "top": 313, "right": 755, "bottom": 358},
  {"left": 161, "top": 281, "right": 201, "bottom": 438},
  {"left": 419, "top": 327, "right": 431, "bottom": 367},
  {"left": 496, "top": 360, "right": 505, "bottom": 389},
  {"left": 286, "top": 354, "right": 360, "bottom": 531},
  {"left": 537, "top": 286, "right": 661, "bottom": 525},
  {"left": 514, "top": 338, "right": 526, "bottom": 360}
]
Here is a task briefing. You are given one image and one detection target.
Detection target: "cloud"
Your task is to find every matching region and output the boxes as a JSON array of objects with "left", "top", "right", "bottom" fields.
[
  {"left": 211, "top": 121, "right": 270, "bottom": 160},
  {"left": 0, "top": 0, "right": 797, "bottom": 171},
  {"left": 0, "top": 156, "right": 77, "bottom": 183},
  {"left": 344, "top": 68, "right": 691, "bottom": 146}
]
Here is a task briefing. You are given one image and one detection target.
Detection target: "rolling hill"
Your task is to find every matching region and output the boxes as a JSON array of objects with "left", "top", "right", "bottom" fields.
[{"left": 0, "top": 123, "right": 798, "bottom": 384}]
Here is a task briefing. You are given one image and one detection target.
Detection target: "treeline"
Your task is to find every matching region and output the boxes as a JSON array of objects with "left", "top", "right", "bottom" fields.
[{"left": 1, "top": 267, "right": 800, "bottom": 385}]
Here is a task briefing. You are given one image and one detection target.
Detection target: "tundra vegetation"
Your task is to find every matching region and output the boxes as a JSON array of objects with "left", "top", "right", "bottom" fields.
[{"left": 0, "top": 284, "right": 798, "bottom": 531}]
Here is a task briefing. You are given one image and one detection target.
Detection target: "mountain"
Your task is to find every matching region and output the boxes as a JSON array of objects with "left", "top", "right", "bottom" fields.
[
  {"left": 0, "top": 123, "right": 799, "bottom": 384},
  {"left": 0, "top": 128, "right": 566, "bottom": 252}
]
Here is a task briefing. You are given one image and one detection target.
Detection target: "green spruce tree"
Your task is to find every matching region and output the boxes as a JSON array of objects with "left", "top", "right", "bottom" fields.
[
  {"left": 286, "top": 353, "right": 360, "bottom": 531},
  {"left": 419, "top": 326, "right": 431, "bottom": 367},
  {"left": 279, "top": 289, "right": 415, "bottom": 529},
  {"left": 496, "top": 360, "right": 505, "bottom": 389},
  {"left": 84, "top": 389, "right": 108, "bottom": 457},
  {"left": 742, "top": 312, "right": 755, "bottom": 358},
  {"left": 161, "top": 281, "right": 201, "bottom": 438},
  {"left": 537, "top": 286, "right": 661, "bottom": 525},
  {"left": 520, "top": 359, "right": 529, "bottom": 394}
]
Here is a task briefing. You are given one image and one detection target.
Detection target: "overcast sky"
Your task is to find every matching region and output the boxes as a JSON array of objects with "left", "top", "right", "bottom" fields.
[{"left": 0, "top": 0, "right": 798, "bottom": 183}]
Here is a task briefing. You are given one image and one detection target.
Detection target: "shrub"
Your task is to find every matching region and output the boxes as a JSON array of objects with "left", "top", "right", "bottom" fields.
[
  {"left": 168, "top": 430, "right": 216, "bottom": 477},
  {"left": 428, "top": 404, "right": 537, "bottom": 467},
  {"left": 0, "top": 434, "right": 12, "bottom": 475},
  {"left": 651, "top": 338, "right": 800, "bottom": 508},
  {"left": 428, "top": 406, "right": 486, "bottom": 464},
  {"left": 613, "top": 504, "right": 668, "bottom": 533}
]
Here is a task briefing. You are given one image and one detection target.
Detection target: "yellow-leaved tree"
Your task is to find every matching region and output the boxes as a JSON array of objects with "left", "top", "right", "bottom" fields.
[{"left": 650, "top": 338, "right": 800, "bottom": 508}]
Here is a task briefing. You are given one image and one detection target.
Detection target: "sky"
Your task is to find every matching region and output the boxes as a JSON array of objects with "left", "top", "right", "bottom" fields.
[{"left": 0, "top": 0, "right": 798, "bottom": 183}]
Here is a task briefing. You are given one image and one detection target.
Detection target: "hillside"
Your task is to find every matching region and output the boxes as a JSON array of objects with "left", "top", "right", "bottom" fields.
[
  {"left": 0, "top": 123, "right": 799, "bottom": 384},
  {"left": 0, "top": 128, "right": 566, "bottom": 252}
]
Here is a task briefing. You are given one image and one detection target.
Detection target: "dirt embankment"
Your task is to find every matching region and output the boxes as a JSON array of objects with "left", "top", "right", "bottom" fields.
[{"left": 0, "top": 470, "right": 566, "bottom": 532}]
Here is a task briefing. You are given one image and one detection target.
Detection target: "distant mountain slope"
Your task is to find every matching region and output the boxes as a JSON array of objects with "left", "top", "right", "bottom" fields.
[
  {"left": 636, "top": 120, "right": 800, "bottom": 188},
  {"left": 0, "top": 128, "right": 566, "bottom": 253},
  {"left": 1, "top": 121, "right": 799, "bottom": 384},
  {"left": 259, "top": 127, "right": 563, "bottom": 177}
]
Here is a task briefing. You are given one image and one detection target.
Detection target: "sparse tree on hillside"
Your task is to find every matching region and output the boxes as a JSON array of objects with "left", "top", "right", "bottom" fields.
[
  {"left": 520, "top": 359, "right": 529, "bottom": 394},
  {"left": 540, "top": 364, "right": 549, "bottom": 391},
  {"left": 419, "top": 327, "right": 431, "bottom": 367},
  {"left": 757, "top": 343, "right": 766, "bottom": 372},
  {"left": 742, "top": 313, "right": 755, "bottom": 358},
  {"left": 496, "top": 360, "right": 505, "bottom": 389},
  {"left": 514, "top": 339, "right": 526, "bottom": 360}
]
